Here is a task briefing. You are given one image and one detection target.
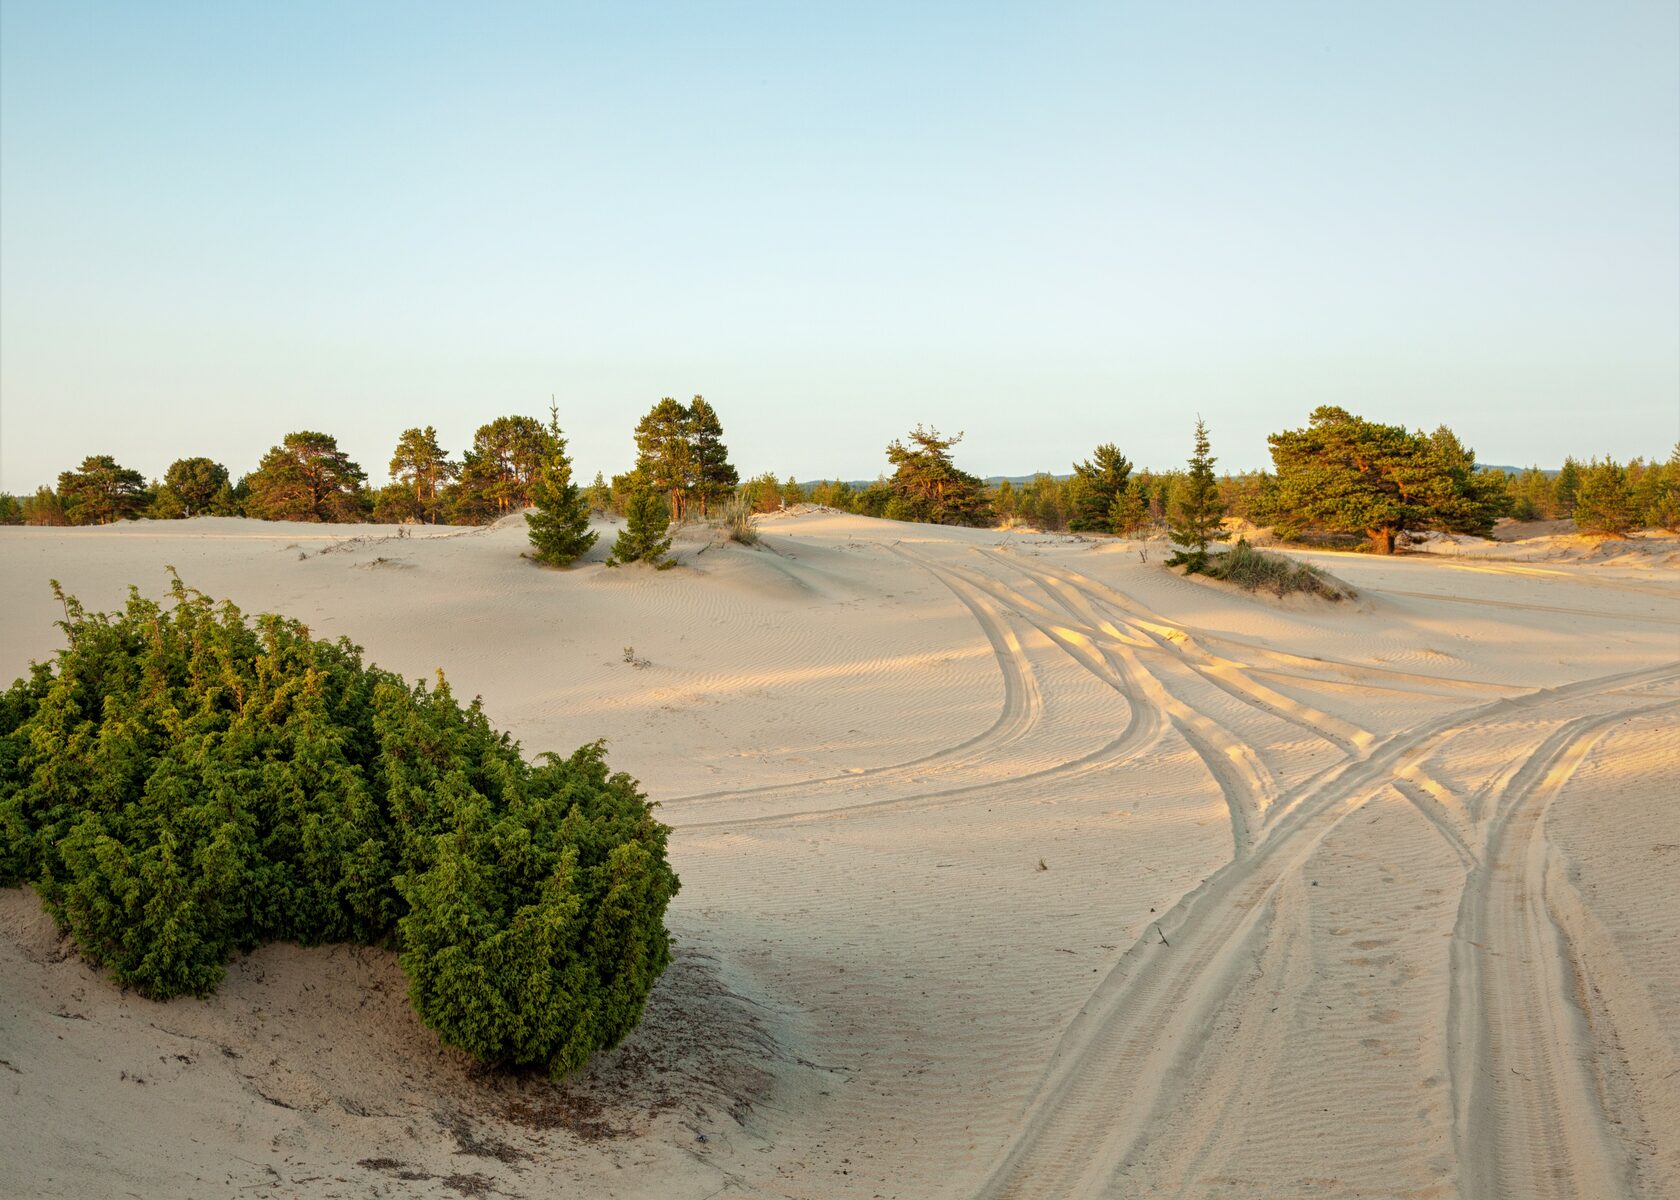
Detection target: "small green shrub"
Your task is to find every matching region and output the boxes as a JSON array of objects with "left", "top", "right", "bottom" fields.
[
  {"left": 1198, "top": 539, "right": 1355, "bottom": 601},
  {"left": 0, "top": 576, "right": 677, "bottom": 1077}
]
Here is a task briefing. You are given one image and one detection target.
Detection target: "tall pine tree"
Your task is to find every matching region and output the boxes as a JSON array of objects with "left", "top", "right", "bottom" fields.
[
  {"left": 1167, "top": 417, "right": 1227, "bottom": 572},
  {"left": 526, "top": 402, "right": 598, "bottom": 566}
]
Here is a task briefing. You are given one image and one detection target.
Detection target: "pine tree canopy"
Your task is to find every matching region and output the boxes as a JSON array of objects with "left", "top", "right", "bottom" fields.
[
  {"left": 245, "top": 432, "right": 368, "bottom": 523},
  {"left": 1069, "top": 444, "right": 1133, "bottom": 532},
  {"left": 884, "top": 425, "right": 990, "bottom": 526},
  {"left": 1266, "top": 406, "right": 1500, "bottom": 553},
  {"left": 57, "top": 455, "right": 147, "bottom": 525}
]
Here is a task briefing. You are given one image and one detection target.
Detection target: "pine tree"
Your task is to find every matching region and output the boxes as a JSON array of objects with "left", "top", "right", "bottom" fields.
[
  {"left": 585, "top": 471, "right": 613, "bottom": 514},
  {"left": 1572, "top": 458, "right": 1635, "bottom": 536},
  {"left": 884, "top": 426, "right": 990, "bottom": 525},
  {"left": 159, "top": 457, "right": 230, "bottom": 518},
  {"left": 1646, "top": 444, "right": 1680, "bottom": 532},
  {"left": 1167, "top": 418, "right": 1228, "bottom": 572},
  {"left": 389, "top": 427, "right": 457, "bottom": 523},
  {"left": 1069, "top": 444, "right": 1133, "bottom": 532},
  {"left": 57, "top": 455, "right": 147, "bottom": 525},
  {"left": 246, "top": 432, "right": 367, "bottom": 522},
  {"left": 687, "top": 397, "right": 738, "bottom": 516},
  {"left": 1109, "top": 484, "right": 1149, "bottom": 536},
  {"left": 608, "top": 487, "right": 673, "bottom": 565},
  {"left": 526, "top": 403, "right": 598, "bottom": 566},
  {"left": 1553, "top": 457, "right": 1582, "bottom": 518},
  {"left": 632, "top": 398, "right": 696, "bottom": 522}
]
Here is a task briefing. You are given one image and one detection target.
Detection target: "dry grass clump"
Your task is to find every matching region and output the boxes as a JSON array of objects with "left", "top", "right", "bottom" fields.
[
  {"left": 722, "top": 494, "right": 760, "bottom": 545},
  {"left": 1202, "top": 539, "right": 1355, "bottom": 601}
]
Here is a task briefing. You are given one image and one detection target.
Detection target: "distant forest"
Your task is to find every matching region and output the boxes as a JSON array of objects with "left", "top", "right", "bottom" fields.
[{"left": 3, "top": 399, "right": 1676, "bottom": 553}]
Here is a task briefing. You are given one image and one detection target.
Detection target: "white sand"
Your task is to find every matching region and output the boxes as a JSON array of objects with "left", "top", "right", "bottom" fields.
[{"left": 1, "top": 512, "right": 1676, "bottom": 1199}]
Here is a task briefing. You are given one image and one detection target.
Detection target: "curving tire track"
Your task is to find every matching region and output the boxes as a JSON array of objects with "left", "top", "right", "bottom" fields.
[
  {"left": 1450, "top": 698, "right": 1680, "bottom": 1200},
  {"left": 968, "top": 662, "right": 1680, "bottom": 1200}
]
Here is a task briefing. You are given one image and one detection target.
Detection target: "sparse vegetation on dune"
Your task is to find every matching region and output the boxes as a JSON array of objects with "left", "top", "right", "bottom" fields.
[
  {"left": 721, "top": 493, "right": 760, "bottom": 545},
  {"left": 1199, "top": 539, "right": 1355, "bottom": 600},
  {"left": 0, "top": 576, "right": 678, "bottom": 1077}
]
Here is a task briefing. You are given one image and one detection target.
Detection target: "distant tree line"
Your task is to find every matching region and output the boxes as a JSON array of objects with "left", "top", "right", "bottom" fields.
[{"left": 3, "top": 402, "right": 1675, "bottom": 553}]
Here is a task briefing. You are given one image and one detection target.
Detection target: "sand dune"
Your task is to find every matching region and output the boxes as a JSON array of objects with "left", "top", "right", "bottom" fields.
[{"left": 2, "top": 511, "right": 1675, "bottom": 1198}]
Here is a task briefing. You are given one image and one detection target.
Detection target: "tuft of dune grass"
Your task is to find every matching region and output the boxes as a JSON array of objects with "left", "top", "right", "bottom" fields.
[
  {"left": 722, "top": 494, "right": 760, "bottom": 545},
  {"left": 1200, "top": 538, "right": 1355, "bottom": 601}
]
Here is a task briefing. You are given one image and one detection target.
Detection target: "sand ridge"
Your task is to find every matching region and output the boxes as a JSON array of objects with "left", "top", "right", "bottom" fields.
[{"left": 1, "top": 511, "right": 1676, "bottom": 1198}]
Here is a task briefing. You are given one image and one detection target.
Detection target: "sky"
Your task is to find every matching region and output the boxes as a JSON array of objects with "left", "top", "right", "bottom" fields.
[{"left": 2, "top": 1, "right": 1676, "bottom": 492}]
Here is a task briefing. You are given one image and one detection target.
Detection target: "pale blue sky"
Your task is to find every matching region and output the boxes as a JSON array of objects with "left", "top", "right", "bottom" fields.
[{"left": 2, "top": 1, "right": 1676, "bottom": 491}]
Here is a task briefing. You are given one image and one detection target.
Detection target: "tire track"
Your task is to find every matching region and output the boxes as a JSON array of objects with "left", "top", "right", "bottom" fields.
[
  {"left": 1450, "top": 698, "right": 1680, "bottom": 1200},
  {"left": 968, "top": 662, "right": 1680, "bottom": 1200},
  {"left": 669, "top": 567, "right": 1043, "bottom": 808}
]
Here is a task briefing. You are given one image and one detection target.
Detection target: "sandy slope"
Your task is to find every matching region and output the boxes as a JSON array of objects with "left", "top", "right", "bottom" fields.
[{"left": 1, "top": 512, "right": 1676, "bottom": 1199}]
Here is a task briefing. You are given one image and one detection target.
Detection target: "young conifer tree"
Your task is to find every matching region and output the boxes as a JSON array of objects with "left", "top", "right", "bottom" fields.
[
  {"left": 1167, "top": 417, "right": 1228, "bottom": 572},
  {"left": 526, "top": 403, "right": 597, "bottom": 566},
  {"left": 608, "top": 486, "right": 673, "bottom": 565}
]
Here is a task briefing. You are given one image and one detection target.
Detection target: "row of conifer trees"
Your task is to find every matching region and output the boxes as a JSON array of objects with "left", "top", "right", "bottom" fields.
[{"left": 5, "top": 400, "right": 1676, "bottom": 555}]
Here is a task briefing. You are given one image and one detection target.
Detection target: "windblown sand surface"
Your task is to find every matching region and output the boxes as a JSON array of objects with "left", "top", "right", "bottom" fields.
[{"left": 2, "top": 512, "right": 1676, "bottom": 1199}]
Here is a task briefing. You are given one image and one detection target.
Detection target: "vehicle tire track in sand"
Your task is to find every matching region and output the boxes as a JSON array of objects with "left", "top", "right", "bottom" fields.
[
  {"left": 936, "top": 560, "right": 1276, "bottom": 853},
  {"left": 1450, "top": 698, "right": 1680, "bottom": 1200},
  {"left": 983, "top": 551, "right": 1493, "bottom": 858},
  {"left": 984, "top": 553, "right": 1366, "bottom": 746},
  {"left": 669, "top": 564, "right": 1042, "bottom": 807},
  {"left": 968, "top": 662, "right": 1680, "bottom": 1200},
  {"left": 992, "top": 550, "right": 1529, "bottom": 699},
  {"left": 670, "top": 544, "right": 1167, "bottom": 830}
]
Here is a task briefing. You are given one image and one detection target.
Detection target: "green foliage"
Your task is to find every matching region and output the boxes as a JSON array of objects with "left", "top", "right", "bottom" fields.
[
  {"left": 454, "top": 416, "right": 556, "bottom": 522},
  {"left": 20, "top": 486, "right": 69, "bottom": 526},
  {"left": 629, "top": 396, "right": 739, "bottom": 522},
  {"left": 736, "top": 472, "right": 784, "bottom": 514},
  {"left": 585, "top": 472, "right": 614, "bottom": 515},
  {"left": 156, "top": 457, "right": 231, "bottom": 518},
  {"left": 1069, "top": 445, "right": 1133, "bottom": 532},
  {"left": 0, "top": 493, "right": 22, "bottom": 525},
  {"left": 58, "top": 455, "right": 147, "bottom": 525},
  {"left": 884, "top": 426, "right": 990, "bottom": 526},
  {"left": 1109, "top": 484, "right": 1149, "bottom": 536},
  {"left": 1167, "top": 418, "right": 1228, "bottom": 572},
  {"left": 688, "top": 397, "right": 739, "bottom": 517},
  {"left": 1553, "top": 457, "right": 1581, "bottom": 518},
  {"left": 526, "top": 404, "right": 598, "bottom": 566},
  {"left": 0, "top": 579, "right": 677, "bottom": 1076},
  {"left": 389, "top": 427, "right": 458, "bottom": 524},
  {"left": 1202, "top": 539, "right": 1354, "bottom": 601},
  {"left": 246, "top": 432, "right": 368, "bottom": 522},
  {"left": 1265, "top": 407, "right": 1498, "bottom": 553},
  {"left": 608, "top": 488, "right": 673, "bottom": 565},
  {"left": 1572, "top": 458, "right": 1635, "bottom": 536}
]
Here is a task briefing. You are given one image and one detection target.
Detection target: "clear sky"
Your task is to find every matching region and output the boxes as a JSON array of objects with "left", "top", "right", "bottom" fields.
[{"left": 2, "top": 1, "right": 1676, "bottom": 492}]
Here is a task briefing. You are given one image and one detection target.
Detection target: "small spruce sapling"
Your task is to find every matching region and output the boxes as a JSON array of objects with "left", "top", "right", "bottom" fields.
[
  {"left": 526, "top": 401, "right": 598, "bottom": 566},
  {"left": 1167, "top": 417, "right": 1228, "bottom": 573},
  {"left": 608, "top": 486, "right": 673, "bottom": 565}
]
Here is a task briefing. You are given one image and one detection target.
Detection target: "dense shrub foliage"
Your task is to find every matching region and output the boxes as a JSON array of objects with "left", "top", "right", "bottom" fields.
[{"left": 0, "top": 578, "right": 678, "bottom": 1076}]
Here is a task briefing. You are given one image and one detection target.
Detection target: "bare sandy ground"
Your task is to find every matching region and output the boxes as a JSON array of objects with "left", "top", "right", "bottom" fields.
[{"left": 1, "top": 512, "right": 1676, "bottom": 1199}]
